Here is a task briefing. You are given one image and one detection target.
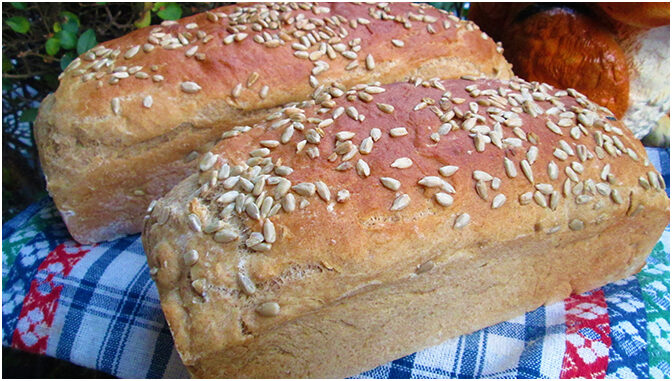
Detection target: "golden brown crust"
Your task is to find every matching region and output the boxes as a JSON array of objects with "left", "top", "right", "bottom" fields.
[
  {"left": 34, "top": 2, "right": 512, "bottom": 243},
  {"left": 142, "top": 77, "right": 669, "bottom": 377}
]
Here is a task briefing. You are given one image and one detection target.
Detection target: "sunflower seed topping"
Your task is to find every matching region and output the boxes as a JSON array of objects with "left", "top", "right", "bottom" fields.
[
  {"left": 370, "top": 128, "right": 382, "bottom": 142},
  {"left": 256, "top": 302, "right": 280, "bottom": 317},
  {"left": 237, "top": 272, "right": 256, "bottom": 295},
  {"left": 569, "top": 219, "right": 584, "bottom": 231},
  {"left": 124, "top": 45, "right": 141, "bottom": 59},
  {"left": 600, "top": 164, "right": 611, "bottom": 181},
  {"left": 142, "top": 95, "right": 153, "bottom": 108},
  {"left": 434, "top": 192, "right": 454, "bottom": 207},
  {"left": 181, "top": 81, "right": 202, "bottom": 93},
  {"left": 638, "top": 177, "right": 651, "bottom": 190},
  {"left": 377, "top": 103, "right": 395, "bottom": 113},
  {"left": 390, "top": 127, "right": 408, "bottom": 137},
  {"left": 111, "top": 97, "right": 121, "bottom": 115},
  {"left": 610, "top": 189, "right": 623, "bottom": 204},
  {"left": 291, "top": 182, "right": 316, "bottom": 197},
  {"left": 503, "top": 157, "right": 517, "bottom": 178},
  {"left": 439, "top": 165, "right": 459, "bottom": 177},
  {"left": 454, "top": 213, "right": 470, "bottom": 229},
  {"left": 492, "top": 193, "right": 506, "bottom": 209},
  {"left": 391, "top": 39, "right": 405, "bottom": 47},
  {"left": 373, "top": 177, "right": 400, "bottom": 193},
  {"left": 519, "top": 192, "right": 533, "bottom": 205},
  {"left": 183, "top": 250, "right": 199, "bottom": 266},
  {"left": 356, "top": 159, "right": 371, "bottom": 177},
  {"left": 187, "top": 213, "right": 202, "bottom": 233},
  {"left": 391, "top": 194, "right": 411, "bottom": 211},
  {"left": 315, "top": 181, "right": 330, "bottom": 202},
  {"left": 263, "top": 219, "right": 276, "bottom": 243},
  {"left": 520, "top": 159, "right": 534, "bottom": 183},
  {"left": 391, "top": 157, "right": 413, "bottom": 169},
  {"left": 473, "top": 170, "right": 493, "bottom": 181}
]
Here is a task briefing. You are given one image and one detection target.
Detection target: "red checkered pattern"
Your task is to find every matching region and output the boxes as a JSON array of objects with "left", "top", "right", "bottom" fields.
[
  {"left": 11, "top": 241, "right": 91, "bottom": 353},
  {"left": 560, "top": 290, "right": 612, "bottom": 378}
]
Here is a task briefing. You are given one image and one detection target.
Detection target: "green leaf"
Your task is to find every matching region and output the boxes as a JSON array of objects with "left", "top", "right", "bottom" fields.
[
  {"left": 60, "top": 11, "right": 80, "bottom": 26},
  {"left": 20, "top": 108, "right": 38, "bottom": 123},
  {"left": 6, "top": 16, "right": 30, "bottom": 34},
  {"left": 53, "top": 21, "right": 62, "bottom": 33},
  {"left": 62, "top": 18, "right": 79, "bottom": 34},
  {"left": 60, "top": 52, "right": 76, "bottom": 70},
  {"left": 152, "top": 2, "right": 165, "bottom": 12},
  {"left": 77, "top": 29, "right": 97, "bottom": 55},
  {"left": 55, "top": 30, "right": 76, "bottom": 50},
  {"left": 46, "top": 37, "right": 61, "bottom": 56},
  {"left": 156, "top": 3, "right": 182, "bottom": 20},
  {"left": 134, "top": 9, "right": 152, "bottom": 29},
  {"left": 11, "top": 2, "right": 27, "bottom": 10},
  {"left": 2, "top": 56, "right": 13, "bottom": 73}
]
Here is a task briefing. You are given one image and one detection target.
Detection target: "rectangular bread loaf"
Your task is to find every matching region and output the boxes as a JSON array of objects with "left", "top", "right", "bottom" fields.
[
  {"left": 34, "top": 2, "right": 512, "bottom": 244},
  {"left": 142, "top": 77, "right": 670, "bottom": 378}
]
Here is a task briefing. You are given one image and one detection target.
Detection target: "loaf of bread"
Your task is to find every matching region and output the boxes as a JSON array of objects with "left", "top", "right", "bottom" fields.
[
  {"left": 142, "top": 76, "right": 669, "bottom": 378},
  {"left": 34, "top": 2, "right": 512, "bottom": 244}
]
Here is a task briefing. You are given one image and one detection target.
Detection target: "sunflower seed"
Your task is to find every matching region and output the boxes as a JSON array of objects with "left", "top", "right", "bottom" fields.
[
  {"left": 533, "top": 191, "right": 547, "bottom": 208},
  {"left": 475, "top": 180, "right": 489, "bottom": 200},
  {"left": 262, "top": 219, "right": 276, "bottom": 243},
  {"left": 390, "top": 127, "right": 408, "bottom": 137},
  {"left": 492, "top": 193, "right": 506, "bottom": 209},
  {"left": 600, "top": 164, "right": 611, "bottom": 181},
  {"left": 187, "top": 213, "right": 202, "bottom": 233},
  {"left": 520, "top": 160, "right": 534, "bottom": 183},
  {"left": 377, "top": 103, "right": 394, "bottom": 113},
  {"left": 454, "top": 213, "right": 470, "bottom": 229},
  {"left": 391, "top": 39, "right": 405, "bottom": 47},
  {"left": 519, "top": 192, "right": 533, "bottom": 205},
  {"left": 527, "top": 146, "right": 538, "bottom": 164},
  {"left": 434, "top": 192, "right": 453, "bottom": 207},
  {"left": 638, "top": 177, "right": 650, "bottom": 190},
  {"left": 553, "top": 148, "right": 568, "bottom": 161},
  {"left": 335, "top": 131, "right": 355, "bottom": 141},
  {"left": 246, "top": 232, "right": 264, "bottom": 248},
  {"left": 181, "top": 81, "right": 202, "bottom": 93},
  {"left": 565, "top": 167, "right": 579, "bottom": 183},
  {"left": 370, "top": 128, "right": 382, "bottom": 142},
  {"left": 260, "top": 85, "right": 269, "bottom": 99},
  {"left": 472, "top": 170, "right": 493, "bottom": 181},
  {"left": 183, "top": 250, "right": 199, "bottom": 266},
  {"left": 315, "top": 181, "right": 330, "bottom": 201},
  {"left": 569, "top": 219, "right": 584, "bottom": 231},
  {"left": 391, "top": 194, "right": 410, "bottom": 211},
  {"left": 124, "top": 45, "right": 141, "bottom": 59},
  {"left": 391, "top": 157, "right": 413, "bottom": 169},
  {"left": 358, "top": 137, "right": 374, "bottom": 155},
  {"left": 439, "top": 165, "right": 459, "bottom": 177},
  {"left": 610, "top": 189, "right": 623, "bottom": 204},
  {"left": 237, "top": 272, "right": 256, "bottom": 295},
  {"left": 111, "top": 98, "right": 121, "bottom": 115},
  {"left": 217, "top": 190, "right": 239, "bottom": 204},
  {"left": 256, "top": 302, "right": 280, "bottom": 317},
  {"left": 380, "top": 177, "right": 401, "bottom": 191},
  {"left": 345, "top": 106, "right": 359, "bottom": 120},
  {"left": 281, "top": 193, "right": 296, "bottom": 212},
  {"left": 142, "top": 95, "right": 153, "bottom": 108},
  {"left": 356, "top": 159, "right": 371, "bottom": 177},
  {"left": 418, "top": 176, "right": 443, "bottom": 188},
  {"left": 245, "top": 202, "right": 261, "bottom": 220}
]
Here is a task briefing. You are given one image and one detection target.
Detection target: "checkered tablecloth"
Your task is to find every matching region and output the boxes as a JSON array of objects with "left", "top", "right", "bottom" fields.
[{"left": 2, "top": 147, "right": 669, "bottom": 378}]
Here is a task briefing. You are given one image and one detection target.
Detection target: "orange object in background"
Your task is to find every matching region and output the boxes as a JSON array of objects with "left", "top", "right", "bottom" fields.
[
  {"left": 469, "top": 3, "right": 670, "bottom": 139},
  {"left": 599, "top": 3, "right": 670, "bottom": 28},
  {"left": 502, "top": 7, "right": 630, "bottom": 118}
]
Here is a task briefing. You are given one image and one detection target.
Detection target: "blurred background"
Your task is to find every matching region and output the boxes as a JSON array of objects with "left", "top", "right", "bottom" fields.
[{"left": 2, "top": 1, "right": 668, "bottom": 378}]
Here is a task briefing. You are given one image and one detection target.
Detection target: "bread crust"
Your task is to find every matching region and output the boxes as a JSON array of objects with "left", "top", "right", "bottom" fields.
[
  {"left": 34, "top": 2, "right": 512, "bottom": 243},
  {"left": 142, "top": 77, "right": 669, "bottom": 378}
]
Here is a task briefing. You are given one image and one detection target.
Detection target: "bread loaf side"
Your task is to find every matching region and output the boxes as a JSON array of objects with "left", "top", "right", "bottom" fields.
[
  {"left": 142, "top": 77, "right": 669, "bottom": 377},
  {"left": 34, "top": 2, "right": 512, "bottom": 243}
]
